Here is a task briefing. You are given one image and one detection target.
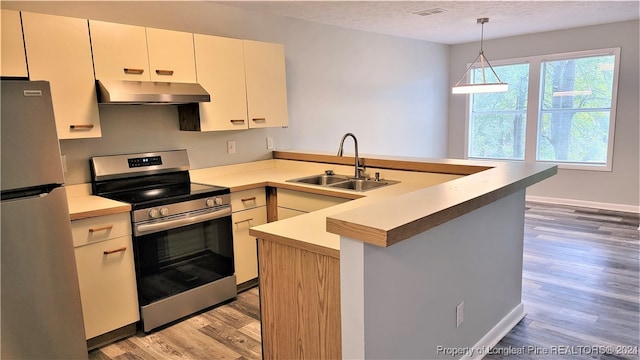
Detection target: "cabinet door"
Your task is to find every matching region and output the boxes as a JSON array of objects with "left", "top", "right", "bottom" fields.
[
  {"left": 90, "top": 20, "right": 150, "bottom": 81},
  {"left": 74, "top": 236, "right": 139, "bottom": 339},
  {"left": 232, "top": 206, "right": 267, "bottom": 285},
  {"left": 277, "top": 188, "right": 350, "bottom": 213},
  {"left": 22, "top": 12, "right": 102, "bottom": 139},
  {"left": 192, "top": 34, "right": 248, "bottom": 131},
  {"left": 276, "top": 207, "right": 306, "bottom": 220},
  {"left": 146, "top": 27, "right": 196, "bottom": 83},
  {"left": 243, "top": 40, "right": 289, "bottom": 128},
  {"left": 1, "top": 9, "right": 28, "bottom": 77}
]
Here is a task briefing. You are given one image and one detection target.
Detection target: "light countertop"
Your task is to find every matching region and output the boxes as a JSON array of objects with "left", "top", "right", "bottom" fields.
[
  {"left": 66, "top": 152, "right": 556, "bottom": 254},
  {"left": 66, "top": 184, "right": 130, "bottom": 221}
]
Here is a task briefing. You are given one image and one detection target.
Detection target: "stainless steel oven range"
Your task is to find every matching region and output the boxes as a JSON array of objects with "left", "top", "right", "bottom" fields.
[{"left": 90, "top": 149, "right": 236, "bottom": 332}]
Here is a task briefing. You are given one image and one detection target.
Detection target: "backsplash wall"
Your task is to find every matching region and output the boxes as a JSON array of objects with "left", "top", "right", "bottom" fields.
[{"left": 60, "top": 105, "right": 285, "bottom": 184}]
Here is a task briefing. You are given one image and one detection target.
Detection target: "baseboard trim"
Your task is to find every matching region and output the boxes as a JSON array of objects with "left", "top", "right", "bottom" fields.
[
  {"left": 460, "top": 303, "right": 526, "bottom": 360},
  {"left": 526, "top": 195, "right": 640, "bottom": 214}
]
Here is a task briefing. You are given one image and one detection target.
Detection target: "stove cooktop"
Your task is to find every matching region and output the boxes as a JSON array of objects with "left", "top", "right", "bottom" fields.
[
  {"left": 101, "top": 182, "right": 228, "bottom": 206},
  {"left": 100, "top": 182, "right": 229, "bottom": 209},
  {"left": 90, "top": 150, "right": 230, "bottom": 210}
]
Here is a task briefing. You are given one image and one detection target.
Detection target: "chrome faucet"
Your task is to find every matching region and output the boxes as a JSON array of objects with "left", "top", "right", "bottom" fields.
[{"left": 337, "top": 133, "right": 364, "bottom": 179}]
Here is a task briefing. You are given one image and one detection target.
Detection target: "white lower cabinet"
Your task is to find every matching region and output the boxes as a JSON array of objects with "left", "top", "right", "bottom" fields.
[
  {"left": 277, "top": 207, "right": 306, "bottom": 220},
  {"left": 232, "top": 207, "right": 267, "bottom": 285},
  {"left": 231, "top": 188, "right": 267, "bottom": 286},
  {"left": 71, "top": 213, "right": 139, "bottom": 340},
  {"left": 276, "top": 188, "right": 350, "bottom": 220}
]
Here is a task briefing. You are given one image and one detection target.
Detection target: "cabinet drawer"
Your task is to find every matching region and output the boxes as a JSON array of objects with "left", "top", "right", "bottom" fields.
[
  {"left": 71, "top": 213, "right": 131, "bottom": 247},
  {"left": 231, "top": 188, "right": 266, "bottom": 212},
  {"left": 277, "top": 188, "right": 349, "bottom": 213},
  {"left": 74, "top": 235, "right": 139, "bottom": 339}
]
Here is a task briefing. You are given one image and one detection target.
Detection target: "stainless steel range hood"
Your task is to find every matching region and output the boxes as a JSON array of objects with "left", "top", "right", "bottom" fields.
[{"left": 96, "top": 79, "right": 210, "bottom": 104}]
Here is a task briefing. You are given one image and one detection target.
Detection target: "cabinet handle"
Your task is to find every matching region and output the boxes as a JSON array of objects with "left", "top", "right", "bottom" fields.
[
  {"left": 230, "top": 119, "right": 245, "bottom": 124},
  {"left": 234, "top": 218, "right": 253, "bottom": 225},
  {"left": 89, "top": 225, "right": 113, "bottom": 233},
  {"left": 123, "top": 68, "right": 144, "bottom": 75},
  {"left": 241, "top": 196, "right": 257, "bottom": 202},
  {"left": 155, "top": 69, "right": 174, "bottom": 76},
  {"left": 69, "top": 124, "right": 94, "bottom": 130},
  {"left": 103, "top": 246, "right": 127, "bottom": 255},
  {"left": 252, "top": 118, "right": 266, "bottom": 122}
]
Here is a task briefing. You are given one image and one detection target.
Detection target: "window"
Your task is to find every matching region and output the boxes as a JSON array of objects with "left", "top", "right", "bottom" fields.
[
  {"left": 466, "top": 48, "right": 620, "bottom": 171},
  {"left": 468, "top": 63, "right": 530, "bottom": 160}
]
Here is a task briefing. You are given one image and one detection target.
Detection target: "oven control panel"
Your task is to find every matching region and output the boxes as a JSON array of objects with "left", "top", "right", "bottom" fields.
[{"left": 128, "top": 155, "right": 162, "bottom": 168}]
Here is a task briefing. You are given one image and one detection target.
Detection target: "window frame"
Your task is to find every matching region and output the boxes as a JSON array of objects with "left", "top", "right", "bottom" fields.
[{"left": 464, "top": 47, "right": 621, "bottom": 171}]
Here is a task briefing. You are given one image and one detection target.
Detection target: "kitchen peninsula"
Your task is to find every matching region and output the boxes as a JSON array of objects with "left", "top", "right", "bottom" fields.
[
  {"left": 67, "top": 151, "right": 555, "bottom": 359},
  {"left": 192, "top": 151, "right": 556, "bottom": 360}
]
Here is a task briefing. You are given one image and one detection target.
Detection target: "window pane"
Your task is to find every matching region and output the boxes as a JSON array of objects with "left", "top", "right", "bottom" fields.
[
  {"left": 537, "top": 110, "right": 610, "bottom": 164},
  {"left": 468, "top": 63, "right": 529, "bottom": 160},
  {"left": 537, "top": 54, "right": 615, "bottom": 163},
  {"left": 469, "top": 113, "right": 526, "bottom": 159}
]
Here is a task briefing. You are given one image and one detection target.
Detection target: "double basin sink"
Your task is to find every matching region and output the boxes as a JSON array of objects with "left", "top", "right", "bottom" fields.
[{"left": 287, "top": 173, "right": 399, "bottom": 192}]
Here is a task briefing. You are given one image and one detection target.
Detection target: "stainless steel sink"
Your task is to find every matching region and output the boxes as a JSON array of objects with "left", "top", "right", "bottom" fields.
[
  {"left": 328, "top": 178, "right": 398, "bottom": 191},
  {"left": 287, "top": 174, "right": 350, "bottom": 185},
  {"left": 287, "top": 173, "right": 399, "bottom": 192}
]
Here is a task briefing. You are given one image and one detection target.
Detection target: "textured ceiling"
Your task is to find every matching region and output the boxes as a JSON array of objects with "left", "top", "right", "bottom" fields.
[{"left": 221, "top": 1, "right": 640, "bottom": 44}]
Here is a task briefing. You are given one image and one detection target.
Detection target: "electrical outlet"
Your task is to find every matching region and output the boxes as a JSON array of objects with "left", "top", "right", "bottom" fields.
[
  {"left": 456, "top": 301, "right": 464, "bottom": 328},
  {"left": 227, "top": 140, "right": 236, "bottom": 154},
  {"left": 266, "top": 137, "right": 274, "bottom": 150}
]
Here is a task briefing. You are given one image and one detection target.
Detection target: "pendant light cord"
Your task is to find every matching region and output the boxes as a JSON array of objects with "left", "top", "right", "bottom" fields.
[{"left": 453, "top": 17, "right": 506, "bottom": 88}]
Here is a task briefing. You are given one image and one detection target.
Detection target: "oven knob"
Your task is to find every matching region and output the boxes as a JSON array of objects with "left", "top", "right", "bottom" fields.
[
  {"left": 149, "top": 208, "right": 160, "bottom": 218},
  {"left": 206, "top": 197, "right": 223, "bottom": 207},
  {"left": 159, "top": 207, "right": 169, "bottom": 217}
]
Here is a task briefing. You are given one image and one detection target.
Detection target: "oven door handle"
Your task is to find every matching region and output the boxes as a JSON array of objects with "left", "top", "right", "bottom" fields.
[{"left": 134, "top": 207, "right": 231, "bottom": 236}]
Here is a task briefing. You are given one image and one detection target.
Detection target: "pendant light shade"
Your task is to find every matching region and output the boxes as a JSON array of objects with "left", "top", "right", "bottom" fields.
[{"left": 452, "top": 18, "right": 508, "bottom": 94}]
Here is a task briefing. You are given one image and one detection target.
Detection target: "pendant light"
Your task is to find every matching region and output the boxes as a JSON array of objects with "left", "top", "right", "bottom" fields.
[{"left": 452, "top": 18, "right": 508, "bottom": 94}]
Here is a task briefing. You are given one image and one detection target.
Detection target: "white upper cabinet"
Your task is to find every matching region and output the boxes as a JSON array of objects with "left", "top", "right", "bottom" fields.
[
  {"left": 243, "top": 40, "right": 289, "bottom": 128},
  {"left": 90, "top": 21, "right": 196, "bottom": 83},
  {"left": 191, "top": 34, "right": 248, "bottom": 131},
  {"left": 89, "top": 20, "right": 150, "bottom": 81},
  {"left": 22, "top": 12, "right": 102, "bottom": 139},
  {"left": 182, "top": 37, "right": 289, "bottom": 132},
  {"left": 1, "top": 9, "right": 28, "bottom": 78},
  {"left": 146, "top": 27, "right": 196, "bottom": 83}
]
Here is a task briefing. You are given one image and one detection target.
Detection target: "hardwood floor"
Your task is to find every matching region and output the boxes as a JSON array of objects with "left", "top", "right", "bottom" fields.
[
  {"left": 485, "top": 202, "right": 639, "bottom": 360},
  {"left": 89, "top": 202, "right": 639, "bottom": 360},
  {"left": 88, "top": 287, "right": 262, "bottom": 360}
]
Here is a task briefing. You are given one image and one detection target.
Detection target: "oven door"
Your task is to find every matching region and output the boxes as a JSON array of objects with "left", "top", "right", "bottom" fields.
[{"left": 133, "top": 207, "right": 234, "bottom": 307}]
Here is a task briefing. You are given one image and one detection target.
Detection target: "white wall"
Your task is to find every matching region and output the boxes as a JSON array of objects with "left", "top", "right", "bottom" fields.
[
  {"left": 448, "top": 21, "right": 640, "bottom": 208},
  {"left": 2, "top": 1, "right": 449, "bottom": 184},
  {"left": 341, "top": 190, "right": 527, "bottom": 359}
]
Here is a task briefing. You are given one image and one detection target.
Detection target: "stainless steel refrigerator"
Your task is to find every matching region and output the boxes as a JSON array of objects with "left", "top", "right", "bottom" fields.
[{"left": 1, "top": 80, "right": 88, "bottom": 359}]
